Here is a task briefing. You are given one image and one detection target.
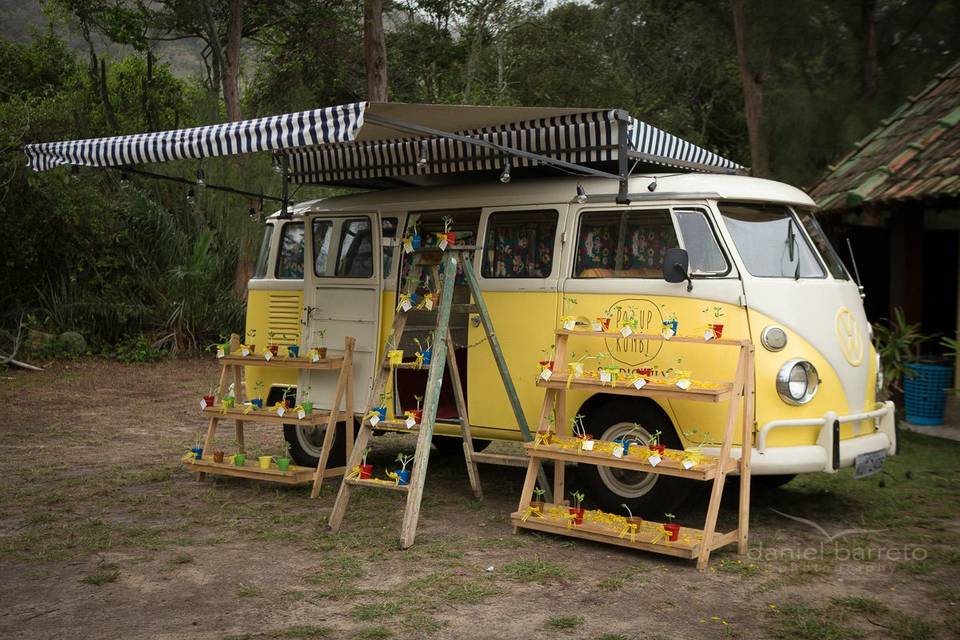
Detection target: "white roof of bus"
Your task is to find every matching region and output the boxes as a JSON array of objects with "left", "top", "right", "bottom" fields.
[{"left": 276, "top": 173, "right": 815, "bottom": 217}]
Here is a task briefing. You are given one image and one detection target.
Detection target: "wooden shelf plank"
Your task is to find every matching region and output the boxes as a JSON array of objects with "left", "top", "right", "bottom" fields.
[
  {"left": 511, "top": 507, "right": 740, "bottom": 556},
  {"left": 536, "top": 377, "right": 731, "bottom": 403},
  {"left": 367, "top": 419, "right": 422, "bottom": 432},
  {"left": 217, "top": 354, "right": 344, "bottom": 370},
  {"left": 201, "top": 406, "right": 351, "bottom": 426},
  {"left": 186, "top": 458, "right": 316, "bottom": 484},
  {"left": 523, "top": 441, "right": 735, "bottom": 481},
  {"left": 555, "top": 328, "right": 750, "bottom": 347},
  {"left": 344, "top": 477, "right": 411, "bottom": 493},
  {"left": 472, "top": 452, "right": 529, "bottom": 467}
]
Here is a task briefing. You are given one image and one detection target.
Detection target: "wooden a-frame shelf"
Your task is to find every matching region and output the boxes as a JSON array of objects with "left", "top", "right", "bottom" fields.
[
  {"left": 185, "top": 335, "right": 355, "bottom": 497},
  {"left": 512, "top": 327, "right": 755, "bottom": 571}
]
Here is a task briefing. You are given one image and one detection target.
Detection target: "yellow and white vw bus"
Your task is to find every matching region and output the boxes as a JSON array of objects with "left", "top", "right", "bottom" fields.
[{"left": 245, "top": 172, "right": 896, "bottom": 514}]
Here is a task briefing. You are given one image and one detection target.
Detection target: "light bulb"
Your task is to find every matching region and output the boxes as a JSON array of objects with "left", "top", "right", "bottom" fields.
[
  {"left": 576, "top": 184, "right": 587, "bottom": 204},
  {"left": 500, "top": 159, "right": 511, "bottom": 183}
]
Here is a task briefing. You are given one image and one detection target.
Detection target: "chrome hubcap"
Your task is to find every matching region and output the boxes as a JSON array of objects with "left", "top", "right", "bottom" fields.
[{"left": 596, "top": 421, "right": 658, "bottom": 498}]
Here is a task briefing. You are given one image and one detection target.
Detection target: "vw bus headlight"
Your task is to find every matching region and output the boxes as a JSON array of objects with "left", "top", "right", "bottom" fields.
[{"left": 776, "top": 359, "right": 819, "bottom": 405}]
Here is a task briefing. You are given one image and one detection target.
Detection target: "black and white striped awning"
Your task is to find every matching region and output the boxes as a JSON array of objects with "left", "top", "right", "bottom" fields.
[{"left": 24, "top": 102, "right": 744, "bottom": 185}]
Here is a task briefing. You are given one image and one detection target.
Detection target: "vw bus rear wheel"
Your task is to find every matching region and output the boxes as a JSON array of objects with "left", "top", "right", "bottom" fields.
[
  {"left": 283, "top": 420, "right": 355, "bottom": 468},
  {"left": 579, "top": 399, "right": 691, "bottom": 517}
]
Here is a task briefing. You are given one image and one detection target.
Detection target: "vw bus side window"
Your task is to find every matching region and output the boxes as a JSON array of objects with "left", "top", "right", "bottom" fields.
[
  {"left": 796, "top": 209, "right": 849, "bottom": 280},
  {"left": 674, "top": 209, "right": 729, "bottom": 275},
  {"left": 573, "top": 209, "right": 676, "bottom": 278},
  {"left": 276, "top": 222, "right": 304, "bottom": 279},
  {"left": 312, "top": 219, "right": 333, "bottom": 276},
  {"left": 335, "top": 217, "right": 374, "bottom": 277},
  {"left": 382, "top": 217, "right": 398, "bottom": 278},
  {"left": 481, "top": 210, "right": 558, "bottom": 278},
  {"left": 253, "top": 224, "right": 273, "bottom": 278},
  {"left": 719, "top": 202, "right": 825, "bottom": 278}
]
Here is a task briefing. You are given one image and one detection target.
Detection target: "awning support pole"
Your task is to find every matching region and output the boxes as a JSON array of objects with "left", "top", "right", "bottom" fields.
[
  {"left": 281, "top": 154, "right": 290, "bottom": 218},
  {"left": 616, "top": 110, "right": 630, "bottom": 204},
  {"left": 365, "top": 113, "right": 623, "bottom": 184}
]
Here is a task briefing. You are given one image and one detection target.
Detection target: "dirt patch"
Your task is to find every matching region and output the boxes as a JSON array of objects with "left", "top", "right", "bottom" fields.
[{"left": 2, "top": 358, "right": 959, "bottom": 639}]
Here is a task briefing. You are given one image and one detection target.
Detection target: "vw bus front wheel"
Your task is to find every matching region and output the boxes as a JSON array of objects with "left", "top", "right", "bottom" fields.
[{"left": 579, "top": 399, "right": 691, "bottom": 517}]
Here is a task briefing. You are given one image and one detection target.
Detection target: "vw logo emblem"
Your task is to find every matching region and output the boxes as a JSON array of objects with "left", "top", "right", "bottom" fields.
[{"left": 835, "top": 307, "right": 863, "bottom": 366}]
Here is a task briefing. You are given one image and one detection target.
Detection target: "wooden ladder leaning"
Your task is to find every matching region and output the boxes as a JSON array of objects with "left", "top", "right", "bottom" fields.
[{"left": 327, "top": 245, "right": 534, "bottom": 548}]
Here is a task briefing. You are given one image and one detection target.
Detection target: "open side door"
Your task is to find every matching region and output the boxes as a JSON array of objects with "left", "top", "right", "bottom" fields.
[{"left": 300, "top": 213, "right": 383, "bottom": 414}]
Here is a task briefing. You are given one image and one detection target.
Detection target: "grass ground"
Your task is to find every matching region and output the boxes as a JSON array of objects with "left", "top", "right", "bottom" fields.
[{"left": 1, "top": 358, "right": 959, "bottom": 639}]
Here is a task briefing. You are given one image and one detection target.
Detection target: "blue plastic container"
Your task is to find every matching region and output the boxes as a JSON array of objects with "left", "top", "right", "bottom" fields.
[{"left": 903, "top": 363, "right": 953, "bottom": 426}]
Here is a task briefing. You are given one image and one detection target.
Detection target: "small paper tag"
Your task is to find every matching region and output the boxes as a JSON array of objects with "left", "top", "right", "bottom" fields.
[
  {"left": 682, "top": 458, "right": 696, "bottom": 470},
  {"left": 662, "top": 328, "right": 675, "bottom": 340},
  {"left": 562, "top": 319, "right": 576, "bottom": 331},
  {"left": 297, "top": 409, "right": 306, "bottom": 420},
  {"left": 648, "top": 454, "right": 662, "bottom": 467},
  {"left": 425, "top": 299, "right": 434, "bottom": 311},
  {"left": 369, "top": 415, "right": 380, "bottom": 427},
  {"left": 403, "top": 240, "right": 413, "bottom": 254},
  {"left": 676, "top": 379, "right": 692, "bottom": 390},
  {"left": 216, "top": 347, "right": 225, "bottom": 358},
  {"left": 540, "top": 368, "right": 553, "bottom": 381},
  {"left": 612, "top": 445, "right": 624, "bottom": 458},
  {"left": 200, "top": 399, "right": 208, "bottom": 410},
  {"left": 264, "top": 351, "right": 273, "bottom": 361},
  {"left": 620, "top": 325, "right": 633, "bottom": 338},
  {"left": 400, "top": 300, "right": 412, "bottom": 312},
  {"left": 599, "top": 370, "right": 612, "bottom": 383},
  {"left": 276, "top": 407, "right": 285, "bottom": 417},
  {"left": 405, "top": 416, "right": 416, "bottom": 428},
  {"left": 241, "top": 348, "right": 250, "bottom": 357},
  {"left": 633, "top": 378, "right": 647, "bottom": 390},
  {"left": 311, "top": 352, "right": 320, "bottom": 363},
  {"left": 591, "top": 322, "right": 603, "bottom": 332},
  {"left": 439, "top": 239, "right": 448, "bottom": 251},
  {"left": 704, "top": 328, "right": 715, "bottom": 341},
  {"left": 582, "top": 440, "right": 595, "bottom": 451}
]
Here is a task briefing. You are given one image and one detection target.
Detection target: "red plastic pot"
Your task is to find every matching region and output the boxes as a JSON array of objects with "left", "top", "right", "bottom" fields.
[
  {"left": 408, "top": 409, "right": 423, "bottom": 424},
  {"left": 635, "top": 367, "right": 653, "bottom": 377},
  {"left": 202, "top": 395, "right": 215, "bottom": 407},
  {"left": 648, "top": 444, "right": 666, "bottom": 455},
  {"left": 446, "top": 231, "right": 457, "bottom": 245},
  {"left": 269, "top": 345, "right": 279, "bottom": 356},
  {"left": 539, "top": 360, "right": 555, "bottom": 371},
  {"left": 664, "top": 522, "right": 680, "bottom": 541},
  {"left": 597, "top": 316, "right": 611, "bottom": 330},
  {"left": 359, "top": 464, "right": 373, "bottom": 479},
  {"left": 284, "top": 397, "right": 295, "bottom": 409},
  {"left": 711, "top": 324, "right": 724, "bottom": 339},
  {"left": 569, "top": 507, "right": 585, "bottom": 525}
]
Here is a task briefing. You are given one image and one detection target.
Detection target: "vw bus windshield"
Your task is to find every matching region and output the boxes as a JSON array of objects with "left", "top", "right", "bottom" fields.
[{"left": 719, "top": 202, "right": 825, "bottom": 279}]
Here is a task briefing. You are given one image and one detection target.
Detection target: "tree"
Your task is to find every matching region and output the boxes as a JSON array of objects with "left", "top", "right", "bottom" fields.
[
  {"left": 730, "top": 0, "right": 768, "bottom": 177},
  {"left": 364, "top": 0, "right": 389, "bottom": 101}
]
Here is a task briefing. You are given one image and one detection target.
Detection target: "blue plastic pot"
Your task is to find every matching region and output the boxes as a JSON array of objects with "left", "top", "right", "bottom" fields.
[
  {"left": 375, "top": 406, "right": 387, "bottom": 420},
  {"left": 397, "top": 469, "right": 411, "bottom": 485},
  {"left": 421, "top": 350, "right": 432, "bottom": 365},
  {"left": 251, "top": 399, "right": 263, "bottom": 409},
  {"left": 903, "top": 363, "right": 953, "bottom": 426},
  {"left": 190, "top": 447, "right": 203, "bottom": 460},
  {"left": 287, "top": 345, "right": 300, "bottom": 358},
  {"left": 411, "top": 234, "right": 422, "bottom": 250},
  {"left": 662, "top": 319, "right": 678, "bottom": 334},
  {"left": 613, "top": 439, "right": 631, "bottom": 455}
]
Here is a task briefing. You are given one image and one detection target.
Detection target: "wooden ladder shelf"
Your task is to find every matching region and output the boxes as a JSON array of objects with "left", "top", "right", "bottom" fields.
[
  {"left": 185, "top": 335, "right": 355, "bottom": 496},
  {"left": 511, "top": 329, "right": 755, "bottom": 571},
  {"left": 327, "top": 245, "right": 537, "bottom": 549}
]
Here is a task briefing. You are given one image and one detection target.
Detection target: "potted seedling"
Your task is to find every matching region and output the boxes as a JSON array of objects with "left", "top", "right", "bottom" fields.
[
  {"left": 190, "top": 432, "right": 204, "bottom": 460},
  {"left": 647, "top": 429, "right": 665, "bottom": 455},
  {"left": 359, "top": 447, "right": 373, "bottom": 479},
  {"left": 535, "top": 414, "right": 555, "bottom": 445},
  {"left": 414, "top": 337, "right": 433, "bottom": 366},
  {"left": 703, "top": 306, "right": 725, "bottom": 340},
  {"left": 287, "top": 341, "right": 300, "bottom": 358},
  {"left": 622, "top": 503, "right": 642, "bottom": 528},
  {"left": 222, "top": 383, "right": 236, "bottom": 409},
  {"left": 395, "top": 452, "right": 413, "bottom": 485},
  {"left": 373, "top": 392, "right": 390, "bottom": 423},
  {"left": 406, "top": 220, "right": 422, "bottom": 252},
  {"left": 211, "top": 334, "right": 230, "bottom": 358},
  {"left": 282, "top": 385, "right": 297, "bottom": 409},
  {"left": 299, "top": 386, "right": 313, "bottom": 417},
  {"left": 251, "top": 380, "right": 265, "bottom": 409},
  {"left": 418, "top": 290, "right": 436, "bottom": 311},
  {"left": 663, "top": 513, "right": 680, "bottom": 541},
  {"left": 385, "top": 337, "right": 404, "bottom": 366},
  {"left": 244, "top": 328, "right": 257, "bottom": 355},
  {"left": 620, "top": 306, "right": 639, "bottom": 337},
  {"left": 614, "top": 425, "right": 641, "bottom": 457},
  {"left": 258, "top": 453, "right": 272, "bottom": 470},
  {"left": 571, "top": 414, "right": 594, "bottom": 450},
  {"left": 560, "top": 296, "right": 578, "bottom": 331},
  {"left": 202, "top": 383, "right": 216, "bottom": 410},
  {"left": 569, "top": 490, "right": 586, "bottom": 525},
  {"left": 531, "top": 486, "right": 547, "bottom": 511},
  {"left": 267, "top": 331, "right": 280, "bottom": 357},
  {"left": 593, "top": 307, "right": 613, "bottom": 332},
  {"left": 233, "top": 451, "right": 247, "bottom": 467},
  {"left": 276, "top": 441, "right": 292, "bottom": 472},
  {"left": 213, "top": 450, "right": 225, "bottom": 463},
  {"left": 309, "top": 329, "right": 327, "bottom": 361},
  {"left": 406, "top": 395, "right": 424, "bottom": 424},
  {"left": 440, "top": 215, "right": 456, "bottom": 246},
  {"left": 539, "top": 344, "right": 556, "bottom": 373},
  {"left": 661, "top": 309, "right": 679, "bottom": 337}
]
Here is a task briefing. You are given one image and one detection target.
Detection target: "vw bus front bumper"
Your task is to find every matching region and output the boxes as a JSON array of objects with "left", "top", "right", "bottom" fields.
[{"left": 700, "top": 401, "right": 896, "bottom": 475}]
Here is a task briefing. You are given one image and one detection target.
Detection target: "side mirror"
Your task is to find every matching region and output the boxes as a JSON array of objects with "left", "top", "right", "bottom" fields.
[{"left": 662, "top": 247, "right": 693, "bottom": 292}]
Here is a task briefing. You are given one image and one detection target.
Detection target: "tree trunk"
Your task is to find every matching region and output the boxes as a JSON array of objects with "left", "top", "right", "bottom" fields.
[
  {"left": 730, "top": 0, "right": 769, "bottom": 177},
  {"left": 364, "top": 0, "right": 388, "bottom": 102},
  {"left": 200, "top": 0, "right": 224, "bottom": 118},
  {"left": 861, "top": 0, "right": 879, "bottom": 98},
  {"left": 99, "top": 59, "right": 119, "bottom": 133},
  {"left": 222, "top": 0, "right": 244, "bottom": 121},
  {"left": 463, "top": 0, "right": 495, "bottom": 102}
]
